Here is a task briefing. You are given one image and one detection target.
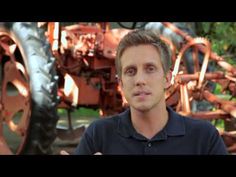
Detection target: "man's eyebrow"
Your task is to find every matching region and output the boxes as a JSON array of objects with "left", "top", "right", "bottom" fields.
[
  {"left": 144, "top": 61, "right": 157, "bottom": 66},
  {"left": 123, "top": 64, "right": 136, "bottom": 70}
]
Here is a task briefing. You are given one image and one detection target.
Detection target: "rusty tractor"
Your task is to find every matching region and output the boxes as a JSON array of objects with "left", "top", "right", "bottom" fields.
[{"left": 0, "top": 22, "right": 236, "bottom": 154}]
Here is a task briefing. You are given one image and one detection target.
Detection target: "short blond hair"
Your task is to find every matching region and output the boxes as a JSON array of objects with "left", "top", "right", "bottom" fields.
[{"left": 116, "top": 29, "right": 171, "bottom": 78}]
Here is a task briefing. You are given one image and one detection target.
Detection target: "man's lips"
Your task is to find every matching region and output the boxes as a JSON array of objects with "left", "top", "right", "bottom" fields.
[{"left": 133, "top": 91, "right": 151, "bottom": 97}]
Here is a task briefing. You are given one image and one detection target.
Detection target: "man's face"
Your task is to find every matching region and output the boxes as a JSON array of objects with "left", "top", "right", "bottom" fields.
[{"left": 119, "top": 44, "right": 171, "bottom": 112}]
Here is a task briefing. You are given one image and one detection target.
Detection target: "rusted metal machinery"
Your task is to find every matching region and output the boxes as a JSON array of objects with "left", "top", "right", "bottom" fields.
[
  {"left": 159, "top": 22, "right": 236, "bottom": 153},
  {"left": 0, "top": 22, "right": 236, "bottom": 154},
  {"left": 46, "top": 22, "right": 130, "bottom": 141},
  {"left": 47, "top": 22, "right": 130, "bottom": 115},
  {"left": 0, "top": 23, "right": 58, "bottom": 154},
  {"left": 0, "top": 22, "right": 130, "bottom": 154}
]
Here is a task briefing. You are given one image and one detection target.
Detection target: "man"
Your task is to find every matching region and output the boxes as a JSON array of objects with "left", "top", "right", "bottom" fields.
[{"left": 73, "top": 29, "right": 228, "bottom": 155}]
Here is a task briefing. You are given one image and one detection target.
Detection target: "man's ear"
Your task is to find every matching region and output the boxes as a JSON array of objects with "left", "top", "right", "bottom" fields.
[{"left": 164, "top": 71, "right": 172, "bottom": 89}]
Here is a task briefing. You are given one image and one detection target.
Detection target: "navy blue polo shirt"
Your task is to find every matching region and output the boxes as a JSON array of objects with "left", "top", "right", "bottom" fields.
[{"left": 74, "top": 107, "right": 228, "bottom": 155}]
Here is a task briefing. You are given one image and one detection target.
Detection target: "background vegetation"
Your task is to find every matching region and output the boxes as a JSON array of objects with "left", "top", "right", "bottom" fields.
[{"left": 196, "top": 22, "right": 236, "bottom": 66}]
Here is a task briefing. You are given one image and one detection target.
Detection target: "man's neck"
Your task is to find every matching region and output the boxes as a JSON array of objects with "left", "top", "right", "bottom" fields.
[{"left": 130, "top": 102, "right": 169, "bottom": 140}]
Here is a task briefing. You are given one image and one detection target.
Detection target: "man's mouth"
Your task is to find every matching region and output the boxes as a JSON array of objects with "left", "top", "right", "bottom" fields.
[{"left": 133, "top": 91, "right": 151, "bottom": 97}]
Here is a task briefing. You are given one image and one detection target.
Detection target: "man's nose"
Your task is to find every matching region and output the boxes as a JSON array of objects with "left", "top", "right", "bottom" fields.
[{"left": 135, "top": 71, "right": 146, "bottom": 86}]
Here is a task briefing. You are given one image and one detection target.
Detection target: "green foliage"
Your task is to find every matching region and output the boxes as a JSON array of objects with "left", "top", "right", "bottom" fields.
[
  {"left": 58, "top": 107, "right": 99, "bottom": 117},
  {"left": 227, "top": 58, "right": 236, "bottom": 66},
  {"left": 213, "top": 83, "right": 223, "bottom": 94},
  {"left": 196, "top": 22, "right": 236, "bottom": 66},
  {"left": 211, "top": 119, "right": 225, "bottom": 130}
]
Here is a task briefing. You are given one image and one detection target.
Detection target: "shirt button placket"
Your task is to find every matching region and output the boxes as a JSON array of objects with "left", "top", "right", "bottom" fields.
[
  {"left": 144, "top": 142, "right": 153, "bottom": 154},
  {"left": 147, "top": 142, "right": 152, "bottom": 147}
]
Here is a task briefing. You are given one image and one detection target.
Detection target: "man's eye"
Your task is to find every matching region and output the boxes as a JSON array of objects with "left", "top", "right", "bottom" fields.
[
  {"left": 147, "top": 66, "right": 156, "bottom": 72},
  {"left": 125, "top": 68, "right": 136, "bottom": 76}
]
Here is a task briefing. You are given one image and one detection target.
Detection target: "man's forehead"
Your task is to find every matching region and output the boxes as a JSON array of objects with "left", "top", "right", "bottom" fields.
[
  {"left": 121, "top": 55, "right": 162, "bottom": 68},
  {"left": 123, "top": 60, "right": 159, "bottom": 67}
]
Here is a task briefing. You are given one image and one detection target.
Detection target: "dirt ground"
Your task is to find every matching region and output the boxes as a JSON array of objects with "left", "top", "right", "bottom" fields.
[
  {"left": 52, "top": 137, "right": 81, "bottom": 155},
  {"left": 51, "top": 115, "right": 98, "bottom": 155},
  {"left": 2, "top": 114, "right": 98, "bottom": 155}
]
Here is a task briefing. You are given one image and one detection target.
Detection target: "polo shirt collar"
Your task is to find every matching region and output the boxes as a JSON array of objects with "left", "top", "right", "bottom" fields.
[
  {"left": 116, "top": 106, "right": 186, "bottom": 139},
  {"left": 117, "top": 109, "right": 137, "bottom": 138},
  {"left": 165, "top": 106, "right": 186, "bottom": 136}
]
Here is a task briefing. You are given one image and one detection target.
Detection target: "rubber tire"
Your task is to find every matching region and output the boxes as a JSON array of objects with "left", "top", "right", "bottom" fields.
[{"left": 0, "top": 22, "right": 59, "bottom": 154}]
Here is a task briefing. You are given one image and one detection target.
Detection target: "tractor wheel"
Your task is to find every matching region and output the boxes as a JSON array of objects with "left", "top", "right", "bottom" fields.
[{"left": 0, "top": 22, "right": 59, "bottom": 154}]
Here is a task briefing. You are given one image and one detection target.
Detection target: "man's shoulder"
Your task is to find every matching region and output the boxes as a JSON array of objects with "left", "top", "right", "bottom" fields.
[
  {"left": 181, "top": 114, "right": 217, "bottom": 133},
  {"left": 86, "top": 113, "right": 121, "bottom": 131},
  {"left": 167, "top": 107, "right": 216, "bottom": 132}
]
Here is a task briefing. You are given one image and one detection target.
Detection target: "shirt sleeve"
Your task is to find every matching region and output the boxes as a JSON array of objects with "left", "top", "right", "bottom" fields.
[
  {"left": 73, "top": 131, "right": 96, "bottom": 155},
  {"left": 73, "top": 120, "right": 101, "bottom": 155},
  {"left": 208, "top": 126, "right": 228, "bottom": 155}
]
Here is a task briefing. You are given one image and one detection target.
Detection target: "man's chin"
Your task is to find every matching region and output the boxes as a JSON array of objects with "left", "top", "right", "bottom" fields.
[{"left": 132, "top": 104, "right": 151, "bottom": 112}]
